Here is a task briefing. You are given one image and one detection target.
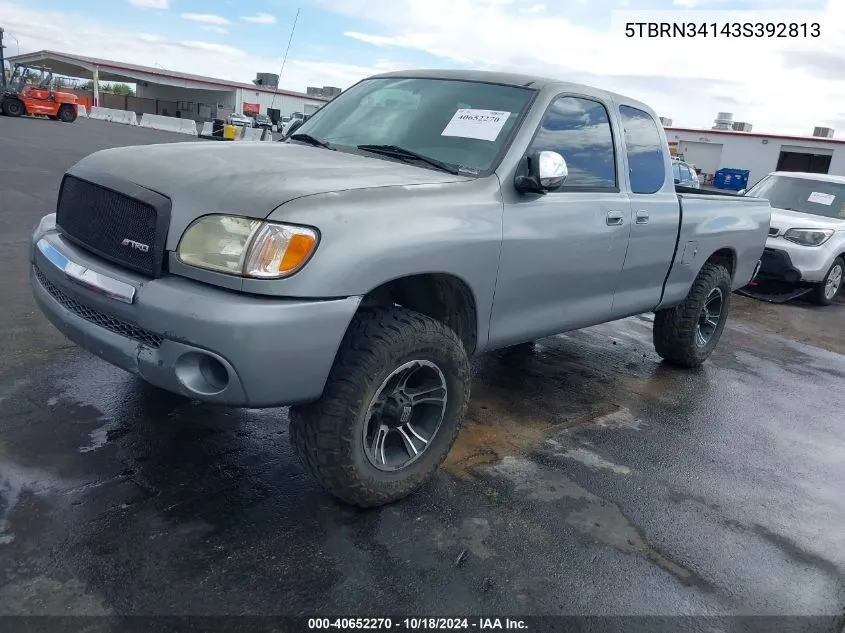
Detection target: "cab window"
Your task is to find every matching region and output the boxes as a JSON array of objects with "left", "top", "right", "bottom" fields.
[
  {"left": 620, "top": 105, "right": 666, "bottom": 194},
  {"left": 527, "top": 96, "right": 617, "bottom": 190}
]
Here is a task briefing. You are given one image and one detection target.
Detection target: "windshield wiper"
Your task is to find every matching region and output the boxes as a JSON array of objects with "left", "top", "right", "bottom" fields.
[
  {"left": 288, "top": 133, "right": 334, "bottom": 150},
  {"left": 356, "top": 144, "right": 460, "bottom": 175}
]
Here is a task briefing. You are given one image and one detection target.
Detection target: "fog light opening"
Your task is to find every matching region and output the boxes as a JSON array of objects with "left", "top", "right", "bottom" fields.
[
  {"left": 174, "top": 352, "right": 230, "bottom": 396},
  {"left": 199, "top": 355, "right": 228, "bottom": 391}
]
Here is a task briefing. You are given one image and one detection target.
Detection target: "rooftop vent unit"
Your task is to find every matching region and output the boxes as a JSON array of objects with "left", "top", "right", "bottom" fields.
[
  {"left": 732, "top": 121, "right": 753, "bottom": 132},
  {"left": 813, "top": 126, "right": 834, "bottom": 138},
  {"left": 713, "top": 112, "right": 733, "bottom": 130},
  {"left": 659, "top": 116, "right": 673, "bottom": 126},
  {"left": 254, "top": 72, "right": 279, "bottom": 88}
]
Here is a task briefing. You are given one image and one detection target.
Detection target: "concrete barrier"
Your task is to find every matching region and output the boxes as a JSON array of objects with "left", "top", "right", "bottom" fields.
[
  {"left": 138, "top": 114, "right": 199, "bottom": 136},
  {"left": 240, "top": 127, "right": 264, "bottom": 141},
  {"left": 89, "top": 107, "right": 138, "bottom": 125},
  {"left": 77, "top": 105, "right": 87, "bottom": 117},
  {"left": 200, "top": 121, "right": 214, "bottom": 136}
]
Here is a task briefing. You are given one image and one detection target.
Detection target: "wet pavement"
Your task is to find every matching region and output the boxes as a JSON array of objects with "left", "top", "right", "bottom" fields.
[{"left": 1, "top": 116, "right": 844, "bottom": 624}]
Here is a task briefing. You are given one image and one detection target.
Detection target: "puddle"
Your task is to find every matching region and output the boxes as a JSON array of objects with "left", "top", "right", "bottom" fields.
[
  {"left": 477, "top": 456, "right": 699, "bottom": 586},
  {"left": 0, "top": 460, "right": 65, "bottom": 545}
]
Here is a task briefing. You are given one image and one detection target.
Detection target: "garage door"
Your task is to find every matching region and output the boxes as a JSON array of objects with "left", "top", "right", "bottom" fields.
[
  {"left": 776, "top": 144, "right": 833, "bottom": 174},
  {"left": 678, "top": 141, "right": 724, "bottom": 176}
]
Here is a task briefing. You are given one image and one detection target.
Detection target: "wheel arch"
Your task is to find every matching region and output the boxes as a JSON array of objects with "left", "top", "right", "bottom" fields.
[
  {"left": 702, "top": 247, "right": 737, "bottom": 280},
  {"left": 358, "top": 272, "right": 479, "bottom": 355}
]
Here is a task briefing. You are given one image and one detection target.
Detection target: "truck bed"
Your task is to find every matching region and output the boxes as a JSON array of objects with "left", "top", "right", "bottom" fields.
[
  {"left": 676, "top": 185, "right": 740, "bottom": 197},
  {"left": 657, "top": 188, "right": 772, "bottom": 310}
]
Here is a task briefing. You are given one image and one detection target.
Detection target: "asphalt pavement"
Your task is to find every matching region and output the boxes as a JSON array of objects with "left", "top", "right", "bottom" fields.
[{"left": 1, "top": 116, "right": 844, "bottom": 628}]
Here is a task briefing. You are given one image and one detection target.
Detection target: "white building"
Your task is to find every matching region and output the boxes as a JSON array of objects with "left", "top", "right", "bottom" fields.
[
  {"left": 11, "top": 49, "right": 330, "bottom": 125},
  {"left": 664, "top": 125, "right": 845, "bottom": 189}
]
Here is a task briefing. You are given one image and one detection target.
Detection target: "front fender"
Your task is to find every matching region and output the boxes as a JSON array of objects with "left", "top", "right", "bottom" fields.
[{"left": 258, "top": 177, "right": 505, "bottom": 350}]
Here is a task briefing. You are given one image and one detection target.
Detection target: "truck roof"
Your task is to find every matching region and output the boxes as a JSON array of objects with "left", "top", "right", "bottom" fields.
[
  {"left": 770, "top": 171, "right": 845, "bottom": 184},
  {"left": 369, "top": 68, "right": 656, "bottom": 116}
]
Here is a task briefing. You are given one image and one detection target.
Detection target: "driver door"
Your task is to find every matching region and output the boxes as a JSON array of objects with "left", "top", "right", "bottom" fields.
[{"left": 488, "top": 94, "right": 632, "bottom": 348}]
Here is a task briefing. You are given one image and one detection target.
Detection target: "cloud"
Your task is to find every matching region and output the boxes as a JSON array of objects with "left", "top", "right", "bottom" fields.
[
  {"left": 180, "top": 13, "right": 231, "bottom": 25},
  {"left": 0, "top": 1, "right": 395, "bottom": 94},
  {"left": 176, "top": 40, "right": 245, "bottom": 56},
  {"left": 202, "top": 26, "right": 229, "bottom": 34},
  {"left": 519, "top": 3, "right": 545, "bottom": 12},
  {"left": 128, "top": 0, "right": 169, "bottom": 7},
  {"left": 786, "top": 50, "right": 845, "bottom": 81},
  {"left": 320, "top": 0, "right": 845, "bottom": 135},
  {"left": 240, "top": 12, "right": 277, "bottom": 24}
]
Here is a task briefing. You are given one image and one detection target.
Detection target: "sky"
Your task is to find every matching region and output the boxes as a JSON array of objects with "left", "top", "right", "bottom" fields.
[{"left": 3, "top": 0, "right": 845, "bottom": 135}]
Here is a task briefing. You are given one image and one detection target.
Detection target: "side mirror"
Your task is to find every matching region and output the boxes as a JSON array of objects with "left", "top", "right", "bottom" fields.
[
  {"left": 514, "top": 150, "right": 568, "bottom": 194},
  {"left": 283, "top": 118, "right": 304, "bottom": 139},
  {"left": 674, "top": 178, "right": 681, "bottom": 185}
]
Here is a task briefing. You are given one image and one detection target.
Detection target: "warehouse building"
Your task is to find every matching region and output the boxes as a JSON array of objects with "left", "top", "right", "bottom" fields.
[
  {"left": 661, "top": 112, "right": 845, "bottom": 189},
  {"left": 9, "top": 50, "right": 329, "bottom": 125}
]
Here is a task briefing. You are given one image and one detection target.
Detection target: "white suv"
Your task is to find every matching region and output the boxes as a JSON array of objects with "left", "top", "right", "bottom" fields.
[
  {"left": 672, "top": 158, "right": 701, "bottom": 189},
  {"left": 745, "top": 171, "right": 845, "bottom": 305}
]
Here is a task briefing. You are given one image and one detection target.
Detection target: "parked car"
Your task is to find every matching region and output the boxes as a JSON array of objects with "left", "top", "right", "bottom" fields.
[
  {"left": 29, "top": 69, "right": 770, "bottom": 508},
  {"left": 672, "top": 158, "right": 701, "bottom": 189},
  {"left": 228, "top": 112, "right": 253, "bottom": 127},
  {"left": 281, "top": 112, "right": 313, "bottom": 136},
  {"left": 254, "top": 114, "right": 273, "bottom": 130},
  {"left": 743, "top": 171, "right": 845, "bottom": 304}
]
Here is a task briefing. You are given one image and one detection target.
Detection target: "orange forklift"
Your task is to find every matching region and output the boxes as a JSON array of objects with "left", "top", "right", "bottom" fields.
[{"left": 1, "top": 63, "right": 79, "bottom": 122}]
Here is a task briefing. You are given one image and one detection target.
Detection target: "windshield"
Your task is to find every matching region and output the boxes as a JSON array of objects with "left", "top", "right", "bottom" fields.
[
  {"left": 294, "top": 77, "right": 536, "bottom": 174},
  {"left": 747, "top": 174, "right": 845, "bottom": 219}
]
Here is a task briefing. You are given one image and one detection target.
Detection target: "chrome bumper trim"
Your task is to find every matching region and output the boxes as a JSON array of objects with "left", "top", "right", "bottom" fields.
[{"left": 36, "top": 238, "right": 136, "bottom": 304}]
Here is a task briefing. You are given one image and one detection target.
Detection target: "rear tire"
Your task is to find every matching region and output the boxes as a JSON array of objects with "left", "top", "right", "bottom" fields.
[
  {"left": 653, "top": 262, "right": 732, "bottom": 368},
  {"left": 809, "top": 257, "right": 843, "bottom": 306},
  {"left": 289, "top": 306, "right": 471, "bottom": 508},
  {"left": 58, "top": 105, "right": 77, "bottom": 123},
  {"left": 2, "top": 98, "right": 25, "bottom": 117}
]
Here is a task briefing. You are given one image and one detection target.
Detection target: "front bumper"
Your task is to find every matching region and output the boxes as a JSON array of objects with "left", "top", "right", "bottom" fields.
[
  {"left": 762, "top": 236, "right": 836, "bottom": 283},
  {"left": 757, "top": 247, "right": 803, "bottom": 284},
  {"left": 30, "top": 221, "right": 361, "bottom": 407}
]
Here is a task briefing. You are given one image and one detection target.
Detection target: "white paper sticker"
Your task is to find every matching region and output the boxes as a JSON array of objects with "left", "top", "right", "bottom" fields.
[
  {"left": 808, "top": 191, "right": 835, "bottom": 205},
  {"left": 441, "top": 109, "right": 511, "bottom": 142}
]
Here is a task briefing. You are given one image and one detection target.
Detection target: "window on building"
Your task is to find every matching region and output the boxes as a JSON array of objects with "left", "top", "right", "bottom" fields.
[
  {"left": 527, "top": 96, "right": 617, "bottom": 189},
  {"left": 620, "top": 105, "right": 666, "bottom": 194}
]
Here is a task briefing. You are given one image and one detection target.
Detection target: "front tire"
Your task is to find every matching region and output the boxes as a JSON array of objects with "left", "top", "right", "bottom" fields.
[
  {"left": 2, "top": 98, "right": 25, "bottom": 117},
  {"left": 809, "top": 257, "right": 843, "bottom": 306},
  {"left": 653, "top": 262, "right": 732, "bottom": 368},
  {"left": 58, "top": 105, "right": 77, "bottom": 123},
  {"left": 289, "top": 307, "right": 471, "bottom": 508}
]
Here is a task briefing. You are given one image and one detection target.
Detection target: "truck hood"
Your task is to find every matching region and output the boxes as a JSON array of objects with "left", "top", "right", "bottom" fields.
[
  {"left": 769, "top": 207, "right": 845, "bottom": 233},
  {"left": 68, "top": 141, "right": 471, "bottom": 218}
]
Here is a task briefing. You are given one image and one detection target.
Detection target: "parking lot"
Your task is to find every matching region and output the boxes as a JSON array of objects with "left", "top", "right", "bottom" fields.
[{"left": 1, "top": 117, "right": 844, "bottom": 625}]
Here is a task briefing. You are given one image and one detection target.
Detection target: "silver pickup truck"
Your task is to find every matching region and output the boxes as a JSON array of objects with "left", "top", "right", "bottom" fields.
[{"left": 30, "top": 69, "right": 771, "bottom": 507}]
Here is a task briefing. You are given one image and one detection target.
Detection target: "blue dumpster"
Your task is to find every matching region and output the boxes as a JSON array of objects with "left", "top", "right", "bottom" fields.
[{"left": 714, "top": 168, "right": 750, "bottom": 191}]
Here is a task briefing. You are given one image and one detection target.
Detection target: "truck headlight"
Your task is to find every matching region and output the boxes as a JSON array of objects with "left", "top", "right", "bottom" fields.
[
  {"left": 177, "top": 215, "right": 318, "bottom": 278},
  {"left": 782, "top": 228, "right": 834, "bottom": 247}
]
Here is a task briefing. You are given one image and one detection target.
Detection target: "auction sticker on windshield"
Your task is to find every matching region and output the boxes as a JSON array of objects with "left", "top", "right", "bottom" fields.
[
  {"left": 808, "top": 191, "right": 835, "bottom": 205},
  {"left": 441, "top": 109, "right": 511, "bottom": 142}
]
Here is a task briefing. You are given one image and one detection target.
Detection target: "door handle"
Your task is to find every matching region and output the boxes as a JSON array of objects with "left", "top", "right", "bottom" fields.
[
  {"left": 606, "top": 210, "right": 625, "bottom": 226},
  {"left": 635, "top": 210, "right": 650, "bottom": 224}
]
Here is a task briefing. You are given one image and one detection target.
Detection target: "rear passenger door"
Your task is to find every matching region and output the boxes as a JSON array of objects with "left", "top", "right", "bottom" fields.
[{"left": 609, "top": 105, "right": 681, "bottom": 319}]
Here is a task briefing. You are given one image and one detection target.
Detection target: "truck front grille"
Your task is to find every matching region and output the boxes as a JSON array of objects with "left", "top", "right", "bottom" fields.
[
  {"left": 55, "top": 175, "right": 168, "bottom": 277},
  {"left": 35, "top": 265, "right": 164, "bottom": 348}
]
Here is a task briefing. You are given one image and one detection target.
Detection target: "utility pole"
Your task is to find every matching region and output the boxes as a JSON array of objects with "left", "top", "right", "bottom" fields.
[{"left": 0, "top": 28, "right": 6, "bottom": 90}]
